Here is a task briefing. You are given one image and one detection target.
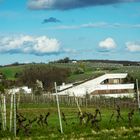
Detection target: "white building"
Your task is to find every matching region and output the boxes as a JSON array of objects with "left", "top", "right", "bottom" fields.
[
  {"left": 54, "top": 73, "right": 134, "bottom": 98},
  {"left": 57, "top": 83, "right": 73, "bottom": 91},
  {"left": 8, "top": 86, "right": 32, "bottom": 94}
]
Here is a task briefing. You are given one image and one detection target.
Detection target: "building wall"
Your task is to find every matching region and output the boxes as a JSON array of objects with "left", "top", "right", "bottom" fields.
[{"left": 92, "top": 89, "right": 134, "bottom": 95}]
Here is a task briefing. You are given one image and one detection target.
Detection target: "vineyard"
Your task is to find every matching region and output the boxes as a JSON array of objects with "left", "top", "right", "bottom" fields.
[
  {"left": 0, "top": 95, "right": 140, "bottom": 139},
  {"left": 0, "top": 62, "right": 140, "bottom": 139}
]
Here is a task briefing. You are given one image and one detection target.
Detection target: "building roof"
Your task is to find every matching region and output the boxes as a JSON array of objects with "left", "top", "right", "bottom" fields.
[{"left": 54, "top": 73, "right": 134, "bottom": 97}]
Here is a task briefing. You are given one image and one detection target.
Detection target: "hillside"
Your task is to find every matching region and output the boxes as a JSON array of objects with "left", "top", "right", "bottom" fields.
[
  {"left": 0, "top": 61, "right": 140, "bottom": 86},
  {"left": 0, "top": 65, "right": 24, "bottom": 80}
]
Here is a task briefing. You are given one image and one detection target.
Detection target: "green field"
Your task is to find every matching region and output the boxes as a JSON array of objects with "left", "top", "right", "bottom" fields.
[{"left": 1, "top": 105, "right": 140, "bottom": 139}]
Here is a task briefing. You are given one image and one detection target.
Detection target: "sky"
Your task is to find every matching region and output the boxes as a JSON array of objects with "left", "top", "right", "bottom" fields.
[{"left": 0, "top": 0, "right": 140, "bottom": 65}]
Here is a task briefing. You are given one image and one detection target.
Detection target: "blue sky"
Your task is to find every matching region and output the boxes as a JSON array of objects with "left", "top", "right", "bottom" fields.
[{"left": 0, "top": 0, "right": 140, "bottom": 65}]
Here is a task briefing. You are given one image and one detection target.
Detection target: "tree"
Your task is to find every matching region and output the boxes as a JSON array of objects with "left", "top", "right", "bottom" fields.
[
  {"left": 63, "top": 57, "right": 70, "bottom": 63},
  {"left": 19, "top": 65, "right": 71, "bottom": 91},
  {"left": 56, "top": 57, "right": 70, "bottom": 63}
]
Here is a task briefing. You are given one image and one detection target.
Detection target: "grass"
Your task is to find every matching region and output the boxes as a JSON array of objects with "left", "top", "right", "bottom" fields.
[
  {"left": 67, "top": 70, "right": 106, "bottom": 83},
  {"left": 1, "top": 105, "right": 140, "bottom": 139},
  {"left": 0, "top": 65, "right": 24, "bottom": 80}
]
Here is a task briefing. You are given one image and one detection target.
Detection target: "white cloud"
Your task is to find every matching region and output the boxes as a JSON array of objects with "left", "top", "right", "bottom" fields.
[
  {"left": 0, "top": 35, "right": 63, "bottom": 55},
  {"left": 99, "top": 38, "right": 117, "bottom": 49},
  {"left": 126, "top": 42, "right": 140, "bottom": 52},
  {"left": 48, "top": 22, "right": 108, "bottom": 30},
  {"left": 27, "top": 0, "right": 138, "bottom": 10},
  {"left": 46, "top": 22, "right": 140, "bottom": 30},
  {"left": 28, "top": 0, "right": 55, "bottom": 10}
]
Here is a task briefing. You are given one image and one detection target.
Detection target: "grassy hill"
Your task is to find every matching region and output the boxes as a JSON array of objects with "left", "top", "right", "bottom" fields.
[{"left": 0, "top": 62, "right": 140, "bottom": 86}]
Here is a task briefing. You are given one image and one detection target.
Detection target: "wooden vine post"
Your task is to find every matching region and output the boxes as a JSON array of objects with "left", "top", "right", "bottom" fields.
[
  {"left": 0, "top": 84, "right": 6, "bottom": 131},
  {"left": 54, "top": 82, "right": 63, "bottom": 134},
  {"left": 9, "top": 93, "right": 14, "bottom": 132},
  {"left": 136, "top": 79, "right": 140, "bottom": 112},
  {"left": 14, "top": 93, "right": 16, "bottom": 137},
  {"left": 1, "top": 94, "right": 4, "bottom": 130},
  {"left": 3, "top": 95, "right": 6, "bottom": 131},
  {"left": 0, "top": 94, "right": 4, "bottom": 130},
  {"left": 0, "top": 94, "right": 7, "bottom": 131},
  {"left": 73, "top": 92, "right": 85, "bottom": 123}
]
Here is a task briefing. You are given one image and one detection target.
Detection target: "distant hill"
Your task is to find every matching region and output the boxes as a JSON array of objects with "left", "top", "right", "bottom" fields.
[
  {"left": 81, "top": 59, "right": 140, "bottom": 66},
  {"left": 0, "top": 60, "right": 140, "bottom": 88}
]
